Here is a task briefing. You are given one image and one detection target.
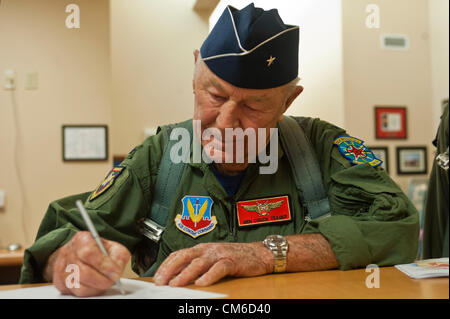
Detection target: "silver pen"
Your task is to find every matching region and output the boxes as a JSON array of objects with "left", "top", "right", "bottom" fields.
[{"left": 75, "top": 200, "right": 125, "bottom": 295}]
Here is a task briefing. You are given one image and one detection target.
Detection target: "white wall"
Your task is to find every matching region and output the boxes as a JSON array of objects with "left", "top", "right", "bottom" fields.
[
  {"left": 210, "top": 0, "right": 345, "bottom": 127},
  {"left": 110, "top": 0, "right": 209, "bottom": 154},
  {"left": 0, "top": 0, "right": 112, "bottom": 247},
  {"left": 342, "top": 0, "right": 434, "bottom": 191},
  {"left": 428, "top": 0, "right": 449, "bottom": 131}
]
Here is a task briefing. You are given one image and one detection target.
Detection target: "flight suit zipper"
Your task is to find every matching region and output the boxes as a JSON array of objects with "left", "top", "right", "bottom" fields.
[{"left": 229, "top": 197, "right": 237, "bottom": 240}]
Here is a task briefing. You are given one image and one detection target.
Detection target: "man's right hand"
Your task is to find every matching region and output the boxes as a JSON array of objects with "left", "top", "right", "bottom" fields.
[{"left": 43, "top": 231, "right": 131, "bottom": 297}]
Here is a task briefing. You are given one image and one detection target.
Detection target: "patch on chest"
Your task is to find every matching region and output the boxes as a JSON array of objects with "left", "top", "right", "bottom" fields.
[
  {"left": 236, "top": 195, "right": 291, "bottom": 227},
  {"left": 175, "top": 196, "right": 217, "bottom": 238}
]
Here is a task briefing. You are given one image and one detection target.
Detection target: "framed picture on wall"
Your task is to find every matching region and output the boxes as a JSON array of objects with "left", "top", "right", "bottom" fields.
[
  {"left": 368, "top": 146, "right": 389, "bottom": 173},
  {"left": 375, "top": 106, "right": 407, "bottom": 139},
  {"left": 396, "top": 146, "right": 427, "bottom": 175},
  {"left": 62, "top": 125, "right": 108, "bottom": 161}
]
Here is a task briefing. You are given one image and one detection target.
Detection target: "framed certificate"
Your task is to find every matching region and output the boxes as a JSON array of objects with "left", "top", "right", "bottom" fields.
[
  {"left": 375, "top": 106, "right": 407, "bottom": 139},
  {"left": 62, "top": 125, "right": 108, "bottom": 161}
]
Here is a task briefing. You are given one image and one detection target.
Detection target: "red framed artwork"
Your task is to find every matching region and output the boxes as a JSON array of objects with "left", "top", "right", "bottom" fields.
[{"left": 375, "top": 106, "right": 407, "bottom": 139}]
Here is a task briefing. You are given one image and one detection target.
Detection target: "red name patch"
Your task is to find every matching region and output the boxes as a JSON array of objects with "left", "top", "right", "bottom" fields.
[{"left": 236, "top": 195, "right": 291, "bottom": 227}]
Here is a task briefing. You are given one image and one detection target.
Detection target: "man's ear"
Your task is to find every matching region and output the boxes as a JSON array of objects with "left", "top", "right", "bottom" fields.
[
  {"left": 285, "top": 86, "right": 303, "bottom": 109},
  {"left": 193, "top": 50, "right": 200, "bottom": 92},
  {"left": 278, "top": 86, "right": 304, "bottom": 122}
]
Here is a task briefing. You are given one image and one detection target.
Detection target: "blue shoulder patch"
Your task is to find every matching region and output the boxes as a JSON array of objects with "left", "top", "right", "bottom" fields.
[{"left": 333, "top": 136, "right": 382, "bottom": 167}]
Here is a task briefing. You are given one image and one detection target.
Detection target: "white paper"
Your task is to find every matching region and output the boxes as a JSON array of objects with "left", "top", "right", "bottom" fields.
[
  {"left": 0, "top": 278, "right": 227, "bottom": 299},
  {"left": 395, "top": 257, "right": 449, "bottom": 279}
]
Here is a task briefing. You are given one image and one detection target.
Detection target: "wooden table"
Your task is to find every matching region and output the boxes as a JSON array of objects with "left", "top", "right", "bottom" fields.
[
  {"left": 0, "top": 249, "right": 24, "bottom": 267},
  {"left": 0, "top": 266, "right": 447, "bottom": 299},
  {"left": 0, "top": 249, "right": 24, "bottom": 285}
]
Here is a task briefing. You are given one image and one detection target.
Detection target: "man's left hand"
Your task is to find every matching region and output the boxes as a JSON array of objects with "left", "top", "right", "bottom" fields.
[{"left": 153, "top": 242, "right": 273, "bottom": 287}]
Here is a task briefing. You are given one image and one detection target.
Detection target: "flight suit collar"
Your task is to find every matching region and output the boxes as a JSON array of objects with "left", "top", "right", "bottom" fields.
[
  {"left": 187, "top": 136, "right": 285, "bottom": 169},
  {"left": 187, "top": 137, "right": 285, "bottom": 201}
]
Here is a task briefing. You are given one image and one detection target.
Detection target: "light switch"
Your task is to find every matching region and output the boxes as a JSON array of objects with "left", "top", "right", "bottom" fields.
[{"left": 25, "top": 72, "right": 38, "bottom": 90}]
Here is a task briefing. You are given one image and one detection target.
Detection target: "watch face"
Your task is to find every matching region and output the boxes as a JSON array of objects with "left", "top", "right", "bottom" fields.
[{"left": 266, "top": 235, "right": 287, "bottom": 246}]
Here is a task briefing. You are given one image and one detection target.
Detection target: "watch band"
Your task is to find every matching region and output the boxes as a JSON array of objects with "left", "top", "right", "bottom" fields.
[
  {"left": 263, "top": 235, "right": 288, "bottom": 273},
  {"left": 273, "top": 256, "right": 287, "bottom": 273}
]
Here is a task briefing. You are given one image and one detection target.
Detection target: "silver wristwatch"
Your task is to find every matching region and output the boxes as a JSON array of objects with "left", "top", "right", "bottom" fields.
[{"left": 263, "top": 234, "right": 289, "bottom": 273}]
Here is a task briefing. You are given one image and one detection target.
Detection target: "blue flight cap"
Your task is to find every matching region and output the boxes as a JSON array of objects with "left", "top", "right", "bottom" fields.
[{"left": 200, "top": 3, "right": 299, "bottom": 89}]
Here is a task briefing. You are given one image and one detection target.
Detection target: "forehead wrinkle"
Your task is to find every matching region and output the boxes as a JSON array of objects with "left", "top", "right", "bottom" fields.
[
  {"left": 208, "top": 77, "right": 272, "bottom": 103},
  {"left": 248, "top": 94, "right": 269, "bottom": 103},
  {"left": 208, "top": 77, "right": 226, "bottom": 92},
  {"left": 199, "top": 64, "right": 278, "bottom": 104}
]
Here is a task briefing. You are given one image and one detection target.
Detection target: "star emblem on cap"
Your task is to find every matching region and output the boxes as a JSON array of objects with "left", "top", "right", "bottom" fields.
[{"left": 266, "top": 55, "right": 276, "bottom": 67}]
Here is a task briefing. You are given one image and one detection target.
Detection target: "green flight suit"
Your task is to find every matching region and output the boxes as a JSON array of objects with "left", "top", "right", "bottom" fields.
[
  {"left": 19, "top": 117, "right": 419, "bottom": 284},
  {"left": 423, "top": 103, "right": 449, "bottom": 259}
]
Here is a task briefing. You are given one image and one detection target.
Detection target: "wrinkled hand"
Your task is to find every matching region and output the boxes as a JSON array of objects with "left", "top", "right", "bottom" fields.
[
  {"left": 49, "top": 231, "right": 131, "bottom": 297},
  {"left": 153, "top": 242, "right": 273, "bottom": 287}
]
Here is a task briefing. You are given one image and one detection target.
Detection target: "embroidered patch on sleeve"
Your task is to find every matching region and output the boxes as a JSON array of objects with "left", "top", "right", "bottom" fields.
[
  {"left": 236, "top": 195, "right": 291, "bottom": 227},
  {"left": 89, "top": 166, "right": 126, "bottom": 201},
  {"left": 333, "top": 136, "right": 382, "bottom": 167}
]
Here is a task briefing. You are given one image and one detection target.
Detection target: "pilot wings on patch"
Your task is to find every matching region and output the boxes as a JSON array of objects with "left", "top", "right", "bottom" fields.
[
  {"left": 236, "top": 195, "right": 291, "bottom": 227},
  {"left": 240, "top": 200, "right": 283, "bottom": 216}
]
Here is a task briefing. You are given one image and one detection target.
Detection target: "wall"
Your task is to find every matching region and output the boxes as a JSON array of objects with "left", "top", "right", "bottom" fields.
[
  {"left": 0, "top": 0, "right": 112, "bottom": 247},
  {"left": 110, "top": 0, "right": 209, "bottom": 155},
  {"left": 210, "top": 0, "right": 346, "bottom": 127},
  {"left": 342, "top": 0, "right": 434, "bottom": 191},
  {"left": 428, "top": 0, "right": 449, "bottom": 131}
]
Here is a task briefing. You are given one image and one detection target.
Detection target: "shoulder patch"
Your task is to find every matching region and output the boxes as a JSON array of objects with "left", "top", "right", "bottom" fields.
[
  {"left": 333, "top": 136, "right": 382, "bottom": 167},
  {"left": 89, "top": 166, "right": 126, "bottom": 201}
]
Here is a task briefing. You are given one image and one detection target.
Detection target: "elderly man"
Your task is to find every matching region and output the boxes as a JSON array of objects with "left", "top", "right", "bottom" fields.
[{"left": 20, "top": 3, "right": 419, "bottom": 297}]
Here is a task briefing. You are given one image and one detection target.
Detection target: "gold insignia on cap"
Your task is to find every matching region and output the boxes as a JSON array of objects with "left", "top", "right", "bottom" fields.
[{"left": 266, "top": 55, "right": 276, "bottom": 67}]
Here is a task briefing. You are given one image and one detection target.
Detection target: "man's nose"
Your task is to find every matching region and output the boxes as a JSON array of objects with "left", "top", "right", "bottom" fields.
[{"left": 215, "top": 100, "right": 241, "bottom": 129}]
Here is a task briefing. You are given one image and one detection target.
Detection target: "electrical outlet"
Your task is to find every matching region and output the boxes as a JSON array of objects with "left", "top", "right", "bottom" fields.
[{"left": 4, "top": 69, "right": 16, "bottom": 90}]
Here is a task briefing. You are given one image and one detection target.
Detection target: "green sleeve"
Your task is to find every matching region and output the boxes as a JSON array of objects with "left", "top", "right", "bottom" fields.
[
  {"left": 19, "top": 133, "right": 166, "bottom": 284},
  {"left": 302, "top": 118, "right": 420, "bottom": 270},
  {"left": 423, "top": 103, "right": 449, "bottom": 258}
]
